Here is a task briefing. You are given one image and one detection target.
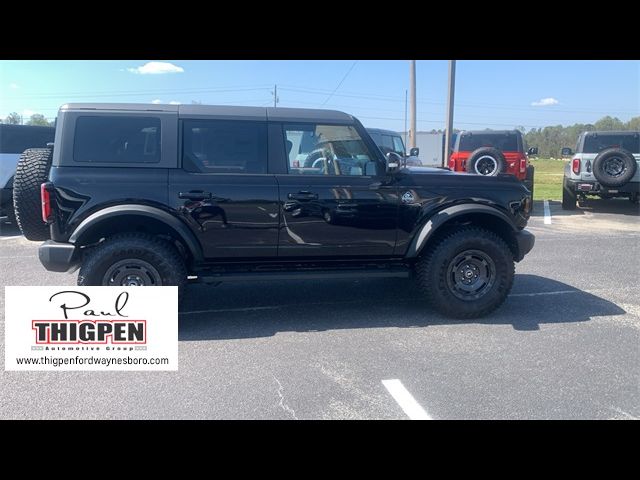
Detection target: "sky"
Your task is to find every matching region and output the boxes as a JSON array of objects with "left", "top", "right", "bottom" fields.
[{"left": 1, "top": 60, "right": 638, "bottom": 132}]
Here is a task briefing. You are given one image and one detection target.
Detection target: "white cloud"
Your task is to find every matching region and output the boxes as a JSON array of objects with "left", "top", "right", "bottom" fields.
[
  {"left": 9, "top": 83, "right": 19, "bottom": 89},
  {"left": 127, "top": 61, "right": 184, "bottom": 75},
  {"left": 150, "top": 99, "right": 180, "bottom": 105},
  {"left": 531, "top": 97, "right": 559, "bottom": 107}
]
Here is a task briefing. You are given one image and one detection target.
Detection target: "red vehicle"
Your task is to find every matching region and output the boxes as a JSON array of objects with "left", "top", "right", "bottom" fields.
[{"left": 448, "top": 130, "right": 537, "bottom": 196}]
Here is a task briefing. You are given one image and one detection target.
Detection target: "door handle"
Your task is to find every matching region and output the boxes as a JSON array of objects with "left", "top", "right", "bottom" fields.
[
  {"left": 179, "top": 191, "right": 212, "bottom": 200},
  {"left": 288, "top": 191, "right": 318, "bottom": 200}
]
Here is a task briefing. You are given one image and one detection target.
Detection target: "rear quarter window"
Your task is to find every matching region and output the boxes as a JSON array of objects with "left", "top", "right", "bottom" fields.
[{"left": 73, "top": 116, "right": 161, "bottom": 163}]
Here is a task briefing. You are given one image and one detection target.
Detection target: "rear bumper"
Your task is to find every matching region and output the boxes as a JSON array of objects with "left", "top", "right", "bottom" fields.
[
  {"left": 565, "top": 178, "right": 639, "bottom": 195},
  {"left": 39, "top": 241, "right": 79, "bottom": 273},
  {"left": 514, "top": 229, "right": 535, "bottom": 262}
]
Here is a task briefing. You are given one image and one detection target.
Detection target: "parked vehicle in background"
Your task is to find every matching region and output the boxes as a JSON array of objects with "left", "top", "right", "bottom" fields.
[
  {"left": 448, "top": 129, "right": 537, "bottom": 197},
  {"left": 367, "top": 128, "right": 422, "bottom": 166},
  {"left": 14, "top": 103, "right": 534, "bottom": 318},
  {"left": 561, "top": 131, "right": 639, "bottom": 209},
  {"left": 0, "top": 124, "right": 55, "bottom": 224}
]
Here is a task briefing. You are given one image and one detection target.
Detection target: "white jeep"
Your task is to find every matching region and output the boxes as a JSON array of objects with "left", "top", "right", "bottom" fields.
[{"left": 562, "top": 131, "right": 639, "bottom": 209}]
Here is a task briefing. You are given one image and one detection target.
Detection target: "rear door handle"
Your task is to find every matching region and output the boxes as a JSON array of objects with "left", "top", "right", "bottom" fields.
[
  {"left": 179, "top": 191, "right": 212, "bottom": 200},
  {"left": 288, "top": 191, "right": 318, "bottom": 200}
]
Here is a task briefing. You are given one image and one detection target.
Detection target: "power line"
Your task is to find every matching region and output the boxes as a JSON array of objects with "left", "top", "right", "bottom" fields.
[{"left": 320, "top": 61, "right": 358, "bottom": 107}]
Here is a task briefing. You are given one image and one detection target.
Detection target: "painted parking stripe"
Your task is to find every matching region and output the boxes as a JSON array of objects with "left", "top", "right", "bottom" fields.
[
  {"left": 543, "top": 200, "right": 552, "bottom": 225},
  {"left": 382, "top": 379, "right": 432, "bottom": 420}
]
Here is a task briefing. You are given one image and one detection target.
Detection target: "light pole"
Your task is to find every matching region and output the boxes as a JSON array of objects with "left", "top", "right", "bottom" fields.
[{"left": 443, "top": 60, "right": 456, "bottom": 167}]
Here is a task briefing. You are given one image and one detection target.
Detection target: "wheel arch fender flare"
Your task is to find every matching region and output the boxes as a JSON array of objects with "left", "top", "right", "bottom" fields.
[
  {"left": 405, "top": 204, "right": 518, "bottom": 258},
  {"left": 68, "top": 204, "right": 204, "bottom": 262}
]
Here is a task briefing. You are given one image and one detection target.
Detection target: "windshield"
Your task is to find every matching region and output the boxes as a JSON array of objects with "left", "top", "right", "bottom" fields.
[
  {"left": 582, "top": 134, "right": 640, "bottom": 154},
  {"left": 458, "top": 133, "right": 518, "bottom": 152}
]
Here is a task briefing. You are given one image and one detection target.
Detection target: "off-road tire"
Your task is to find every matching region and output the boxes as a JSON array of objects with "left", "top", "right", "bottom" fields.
[
  {"left": 415, "top": 227, "right": 515, "bottom": 319},
  {"left": 465, "top": 147, "right": 507, "bottom": 176},
  {"left": 562, "top": 177, "right": 577, "bottom": 210},
  {"left": 12, "top": 148, "right": 53, "bottom": 240},
  {"left": 592, "top": 147, "right": 637, "bottom": 188},
  {"left": 78, "top": 233, "right": 187, "bottom": 298}
]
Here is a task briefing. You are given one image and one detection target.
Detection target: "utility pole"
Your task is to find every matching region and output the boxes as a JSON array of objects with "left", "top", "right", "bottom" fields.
[
  {"left": 404, "top": 89, "right": 408, "bottom": 150},
  {"left": 409, "top": 60, "right": 416, "bottom": 148},
  {"left": 443, "top": 60, "right": 456, "bottom": 167},
  {"left": 272, "top": 84, "right": 279, "bottom": 107}
]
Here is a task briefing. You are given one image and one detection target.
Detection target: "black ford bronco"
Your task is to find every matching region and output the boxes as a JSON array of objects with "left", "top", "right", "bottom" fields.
[{"left": 13, "top": 103, "right": 534, "bottom": 318}]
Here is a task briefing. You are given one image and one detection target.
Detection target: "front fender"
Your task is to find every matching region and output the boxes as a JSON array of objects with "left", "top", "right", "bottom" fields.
[{"left": 405, "top": 203, "right": 517, "bottom": 258}]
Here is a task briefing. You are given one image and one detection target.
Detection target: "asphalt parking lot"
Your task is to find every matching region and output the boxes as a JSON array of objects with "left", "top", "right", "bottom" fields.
[{"left": 1, "top": 198, "right": 638, "bottom": 419}]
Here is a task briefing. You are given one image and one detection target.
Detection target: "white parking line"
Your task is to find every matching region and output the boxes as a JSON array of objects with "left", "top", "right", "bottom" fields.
[
  {"left": 543, "top": 200, "right": 552, "bottom": 225},
  {"left": 382, "top": 379, "right": 432, "bottom": 420}
]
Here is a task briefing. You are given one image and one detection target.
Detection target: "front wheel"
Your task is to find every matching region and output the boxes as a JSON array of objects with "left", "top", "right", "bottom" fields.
[
  {"left": 415, "top": 227, "right": 515, "bottom": 319},
  {"left": 78, "top": 233, "right": 187, "bottom": 295}
]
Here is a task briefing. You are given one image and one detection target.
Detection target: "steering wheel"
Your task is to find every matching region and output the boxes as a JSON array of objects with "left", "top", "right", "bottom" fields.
[
  {"left": 304, "top": 149, "right": 327, "bottom": 168},
  {"left": 312, "top": 157, "right": 327, "bottom": 169}
]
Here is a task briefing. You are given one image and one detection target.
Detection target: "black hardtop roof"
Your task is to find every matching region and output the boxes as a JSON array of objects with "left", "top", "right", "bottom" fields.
[
  {"left": 366, "top": 127, "right": 402, "bottom": 136},
  {"left": 581, "top": 130, "right": 639, "bottom": 136},
  {"left": 459, "top": 129, "right": 521, "bottom": 136},
  {"left": 60, "top": 103, "right": 354, "bottom": 123}
]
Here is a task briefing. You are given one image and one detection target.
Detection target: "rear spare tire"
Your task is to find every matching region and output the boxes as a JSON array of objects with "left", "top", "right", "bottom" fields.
[
  {"left": 592, "top": 148, "right": 637, "bottom": 188},
  {"left": 465, "top": 147, "right": 507, "bottom": 176},
  {"left": 13, "top": 148, "right": 53, "bottom": 241}
]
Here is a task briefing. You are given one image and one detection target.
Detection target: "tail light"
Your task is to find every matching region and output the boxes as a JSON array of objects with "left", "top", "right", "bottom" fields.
[
  {"left": 572, "top": 158, "right": 581, "bottom": 175},
  {"left": 41, "top": 183, "right": 52, "bottom": 223},
  {"left": 519, "top": 156, "right": 527, "bottom": 174}
]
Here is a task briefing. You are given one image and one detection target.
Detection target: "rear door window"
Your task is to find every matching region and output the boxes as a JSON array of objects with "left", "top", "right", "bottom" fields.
[{"left": 182, "top": 120, "right": 267, "bottom": 174}]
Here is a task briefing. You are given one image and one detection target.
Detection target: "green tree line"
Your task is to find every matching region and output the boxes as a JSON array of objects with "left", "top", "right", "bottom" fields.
[
  {"left": 2, "top": 112, "right": 53, "bottom": 126},
  {"left": 522, "top": 116, "right": 640, "bottom": 157}
]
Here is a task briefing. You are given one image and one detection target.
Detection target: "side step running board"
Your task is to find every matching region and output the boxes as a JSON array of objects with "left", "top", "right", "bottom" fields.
[{"left": 195, "top": 268, "right": 410, "bottom": 284}]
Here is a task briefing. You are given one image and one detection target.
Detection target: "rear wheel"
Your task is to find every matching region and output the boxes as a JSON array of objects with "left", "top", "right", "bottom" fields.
[
  {"left": 415, "top": 227, "right": 515, "bottom": 319},
  {"left": 13, "top": 148, "right": 53, "bottom": 240},
  {"left": 562, "top": 178, "right": 577, "bottom": 210},
  {"left": 78, "top": 233, "right": 187, "bottom": 297}
]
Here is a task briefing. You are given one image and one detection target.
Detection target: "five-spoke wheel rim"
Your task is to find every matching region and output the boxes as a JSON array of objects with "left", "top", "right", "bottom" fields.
[
  {"left": 446, "top": 249, "right": 496, "bottom": 301},
  {"left": 102, "top": 259, "right": 162, "bottom": 286}
]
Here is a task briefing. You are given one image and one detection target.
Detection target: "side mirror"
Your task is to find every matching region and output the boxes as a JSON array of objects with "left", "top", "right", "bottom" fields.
[
  {"left": 561, "top": 147, "right": 573, "bottom": 157},
  {"left": 409, "top": 147, "right": 419, "bottom": 157},
  {"left": 386, "top": 152, "right": 402, "bottom": 173},
  {"left": 527, "top": 147, "right": 538, "bottom": 156}
]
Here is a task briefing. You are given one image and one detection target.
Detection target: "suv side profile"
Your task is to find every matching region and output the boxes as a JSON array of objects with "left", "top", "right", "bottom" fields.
[
  {"left": 14, "top": 103, "right": 535, "bottom": 319},
  {"left": 561, "top": 131, "right": 639, "bottom": 209},
  {"left": 448, "top": 129, "right": 537, "bottom": 196},
  {"left": 366, "top": 128, "right": 422, "bottom": 166}
]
